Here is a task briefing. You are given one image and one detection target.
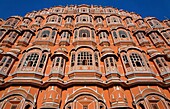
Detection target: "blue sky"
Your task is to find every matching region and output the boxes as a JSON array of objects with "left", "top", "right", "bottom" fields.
[{"left": 0, "top": 0, "right": 169, "bottom": 21}]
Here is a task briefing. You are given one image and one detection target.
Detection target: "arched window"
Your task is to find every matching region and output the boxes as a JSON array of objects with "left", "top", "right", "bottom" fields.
[
  {"left": 77, "top": 52, "right": 92, "bottom": 65},
  {"left": 34, "top": 29, "right": 57, "bottom": 45},
  {"left": 130, "top": 53, "right": 144, "bottom": 67},
  {"left": 119, "top": 30, "right": 128, "bottom": 38},
  {"left": 79, "top": 29, "right": 90, "bottom": 37},
  {"left": 41, "top": 30, "right": 50, "bottom": 37},
  {"left": 23, "top": 53, "right": 39, "bottom": 67}
]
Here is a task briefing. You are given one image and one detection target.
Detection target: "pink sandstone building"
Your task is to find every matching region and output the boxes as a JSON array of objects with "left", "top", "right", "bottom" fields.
[{"left": 0, "top": 4, "right": 170, "bottom": 109}]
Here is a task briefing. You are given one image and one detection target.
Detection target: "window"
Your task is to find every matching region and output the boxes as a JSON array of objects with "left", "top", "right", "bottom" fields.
[
  {"left": 11, "top": 105, "right": 17, "bottom": 109},
  {"left": 5, "top": 19, "right": 13, "bottom": 25},
  {"left": 136, "top": 32, "right": 145, "bottom": 40},
  {"left": 107, "top": 16, "right": 122, "bottom": 24},
  {"left": 150, "top": 33, "right": 160, "bottom": 41},
  {"left": 79, "top": 29, "right": 90, "bottom": 37},
  {"left": 105, "top": 58, "right": 109, "bottom": 67},
  {"left": 139, "top": 103, "right": 145, "bottom": 109},
  {"left": 94, "top": 53, "right": 99, "bottom": 67},
  {"left": 0, "top": 30, "right": 4, "bottom": 37},
  {"left": 107, "top": 18, "right": 110, "bottom": 23},
  {"left": 41, "top": 30, "right": 50, "bottom": 38},
  {"left": 155, "top": 57, "right": 167, "bottom": 68},
  {"left": 151, "top": 103, "right": 159, "bottom": 109},
  {"left": 5, "top": 58, "right": 12, "bottom": 67},
  {"left": 125, "top": 18, "right": 132, "bottom": 24},
  {"left": 11, "top": 19, "right": 19, "bottom": 26},
  {"left": 67, "top": 106, "right": 71, "bottom": 109},
  {"left": 83, "top": 106, "right": 88, "bottom": 109},
  {"left": 25, "top": 104, "right": 31, "bottom": 109},
  {"left": 23, "top": 53, "right": 39, "bottom": 67},
  {"left": 61, "top": 31, "right": 70, "bottom": 39},
  {"left": 130, "top": 53, "right": 144, "bottom": 67},
  {"left": 35, "top": 17, "right": 42, "bottom": 24},
  {"left": 110, "top": 58, "right": 114, "bottom": 66},
  {"left": 162, "top": 31, "right": 170, "bottom": 40},
  {"left": 55, "top": 57, "right": 60, "bottom": 66},
  {"left": 148, "top": 20, "right": 162, "bottom": 28},
  {"left": 165, "top": 21, "right": 170, "bottom": 27},
  {"left": 99, "top": 32, "right": 108, "bottom": 40},
  {"left": 8, "top": 32, "right": 17, "bottom": 39},
  {"left": 71, "top": 54, "right": 75, "bottom": 67},
  {"left": 137, "top": 20, "right": 145, "bottom": 26},
  {"left": 39, "top": 54, "right": 46, "bottom": 68},
  {"left": 74, "top": 30, "right": 78, "bottom": 39},
  {"left": 58, "top": 17, "right": 62, "bottom": 23},
  {"left": 112, "top": 31, "right": 117, "bottom": 39},
  {"left": 100, "top": 105, "right": 104, "bottom": 109},
  {"left": 122, "top": 55, "right": 130, "bottom": 68},
  {"left": 61, "top": 58, "right": 64, "bottom": 67},
  {"left": 161, "top": 58, "right": 167, "bottom": 66},
  {"left": 66, "top": 17, "right": 72, "bottom": 23},
  {"left": 96, "top": 17, "right": 102, "bottom": 23},
  {"left": 92, "top": 30, "right": 95, "bottom": 39},
  {"left": 119, "top": 30, "right": 128, "bottom": 38},
  {"left": 77, "top": 52, "right": 92, "bottom": 65},
  {"left": 51, "top": 30, "right": 56, "bottom": 39},
  {"left": 0, "top": 57, "right": 7, "bottom": 66},
  {"left": 149, "top": 21, "right": 154, "bottom": 27},
  {"left": 153, "top": 20, "right": 161, "bottom": 27},
  {"left": 23, "top": 32, "right": 32, "bottom": 39}
]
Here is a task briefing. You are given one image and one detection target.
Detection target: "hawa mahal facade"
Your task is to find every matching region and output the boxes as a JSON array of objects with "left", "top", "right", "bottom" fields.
[{"left": 0, "top": 4, "right": 170, "bottom": 109}]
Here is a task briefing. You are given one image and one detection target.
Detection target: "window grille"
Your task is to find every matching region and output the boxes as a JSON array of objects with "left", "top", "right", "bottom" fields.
[
  {"left": 0, "top": 57, "right": 7, "bottom": 66},
  {"left": 55, "top": 57, "right": 60, "bottom": 66},
  {"left": 39, "top": 54, "right": 46, "bottom": 68},
  {"left": 5, "top": 58, "right": 12, "bottom": 67},
  {"left": 130, "top": 53, "right": 144, "bottom": 67},
  {"left": 41, "top": 30, "right": 50, "bottom": 37},
  {"left": 51, "top": 30, "right": 56, "bottom": 39},
  {"left": 77, "top": 52, "right": 92, "bottom": 65},
  {"left": 119, "top": 30, "right": 128, "bottom": 38},
  {"left": 71, "top": 54, "right": 75, "bottom": 67},
  {"left": 24, "top": 53, "right": 39, "bottom": 67}
]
